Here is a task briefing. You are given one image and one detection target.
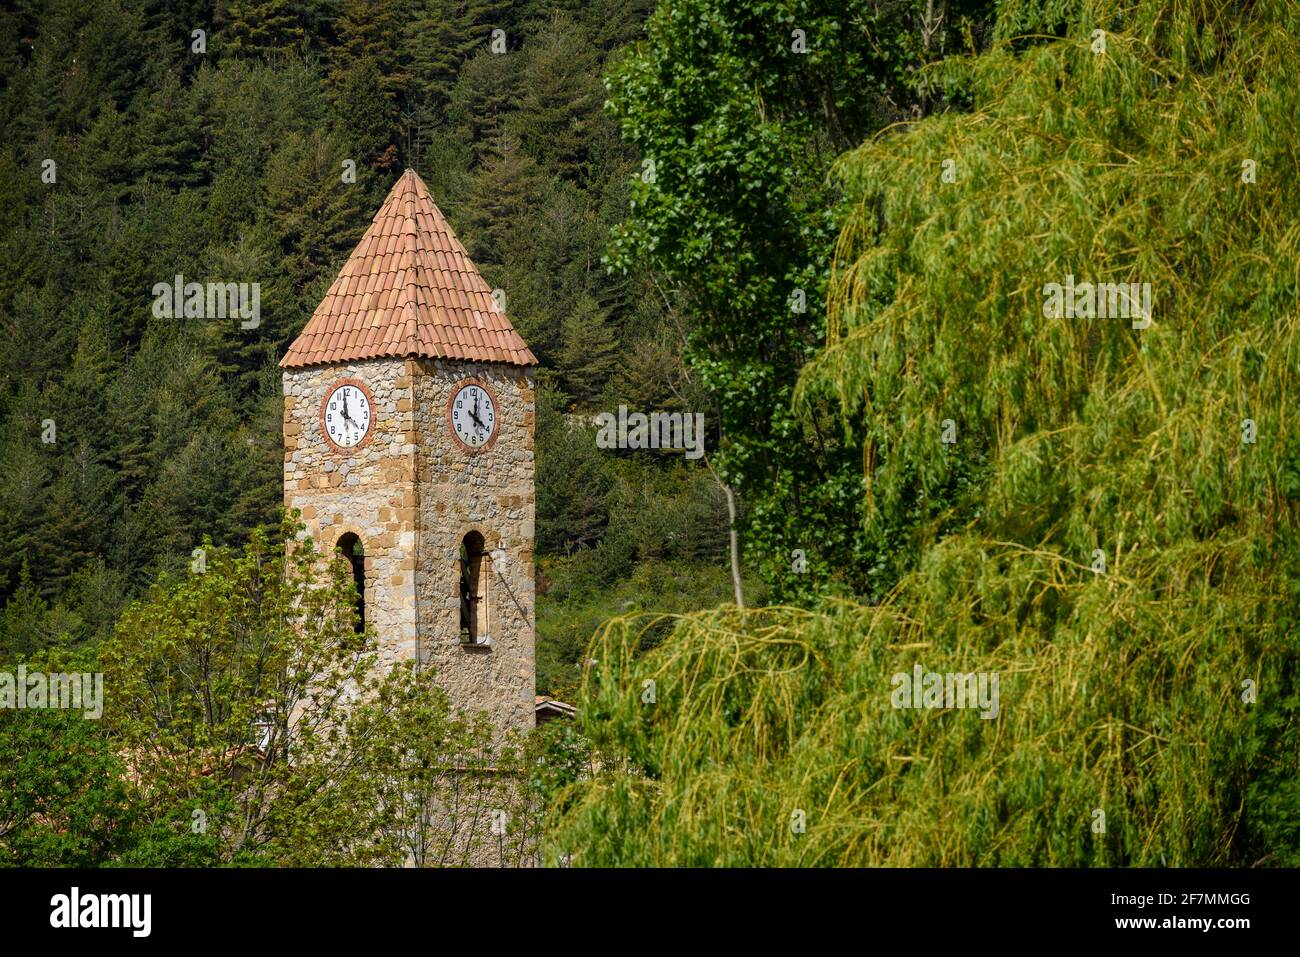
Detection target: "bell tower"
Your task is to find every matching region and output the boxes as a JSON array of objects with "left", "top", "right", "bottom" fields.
[{"left": 280, "top": 169, "right": 538, "bottom": 732}]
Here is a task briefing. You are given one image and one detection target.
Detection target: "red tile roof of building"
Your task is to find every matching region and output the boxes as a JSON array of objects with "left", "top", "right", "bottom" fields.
[
  {"left": 280, "top": 168, "right": 537, "bottom": 369},
  {"left": 534, "top": 695, "right": 576, "bottom": 717}
]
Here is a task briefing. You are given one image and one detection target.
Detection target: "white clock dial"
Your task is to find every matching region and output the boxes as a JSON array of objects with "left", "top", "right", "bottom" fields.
[
  {"left": 450, "top": 382, "right": 497, "bottom": 449},
  {"left": 324, "top": 382, "right": 372, "bottom": 449}
]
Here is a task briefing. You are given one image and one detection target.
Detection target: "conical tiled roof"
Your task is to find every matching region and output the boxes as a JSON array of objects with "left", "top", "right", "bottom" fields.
[{"left": 280, "top": 169, "right": 537, "bottom": 369}]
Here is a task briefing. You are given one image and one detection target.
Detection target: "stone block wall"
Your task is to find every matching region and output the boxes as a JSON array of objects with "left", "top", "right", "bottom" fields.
[
  {"left": 413, "top": 359, "right": 536, "bottom": 734},
  {"left": 282, "top": 356, "right": 535, "bottom": 735},
  {"left": 283, "top": 358, "right": 419, "bottom": 669}
]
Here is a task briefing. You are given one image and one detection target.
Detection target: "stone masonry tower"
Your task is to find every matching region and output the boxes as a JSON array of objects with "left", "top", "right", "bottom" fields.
[{"left": 280, "top": 169, "right": 538, "bottom": 733}]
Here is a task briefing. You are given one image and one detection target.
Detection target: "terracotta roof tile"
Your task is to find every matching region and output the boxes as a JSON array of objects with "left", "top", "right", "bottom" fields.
[{"left": 281, "top": 169, "right": 537, "bottom": 369}]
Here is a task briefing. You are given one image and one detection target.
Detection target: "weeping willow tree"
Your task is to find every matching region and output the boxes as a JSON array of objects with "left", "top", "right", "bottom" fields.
[{"left": 548, "top": 0, "right": 1300, "bottom": 866}]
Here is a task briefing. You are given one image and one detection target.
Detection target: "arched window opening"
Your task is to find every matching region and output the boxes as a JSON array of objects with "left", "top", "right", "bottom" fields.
[
  {"left": 459, "top": 531, "right": 490, "bottom": 644},
  {"left": 337, "top": 533, "right": 366, "bottom": 633}
]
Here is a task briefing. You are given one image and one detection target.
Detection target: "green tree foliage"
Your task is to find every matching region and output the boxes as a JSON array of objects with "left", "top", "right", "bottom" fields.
[
  {"left": 553, "top": 0, "right": 1300, "bottom": 866},
  {"left": 605, "top": 0, "right": 996, "bottom": 601},
  {"left": 517, "top": 15, "right": 604, "bottom": 184},
  {"left": 0, "top": 516, "right": 554, "bottom": 865},
  {"left": 100, "top": 517, "right": 382, "bottom": 864},
  {"left": 100, "top": 514, "right": 529, "bottom": 865},
  {"left": 0, "top": 565, "right": 76, "bottom": 659},
  {"left": 463, "top": 129, "right": 545, "bottom": 268},
  {"left": 536, "top": 387, "right": 612, "bottom": 554},
  {"left": 558, "top": 295, "right": 620, "bottom": 403},
  {"left": 335, "top": 56, "right": 403, "bottom": 169},
  {"left": 404, "top": 0, "right": 480, "bottom": 112},
  {"left": 449, "top": 49, "right": 525, "bottom": 165},
  {"left": 329, "top": 0, "right": 412, "bottom": 104},
  {"left": 226, "top": 0, "right": 310, "bottom": 59},
  {"left": 0, "top": 685, "right": 133, "bottom": 865}
]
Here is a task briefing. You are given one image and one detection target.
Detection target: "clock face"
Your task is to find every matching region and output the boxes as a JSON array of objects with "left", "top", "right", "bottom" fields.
[
  {"left": 448, "top": 381, "right": 498, "bottom": 452},
  {"left": 322, "top": 380, "right": 373, "bottom": 450}
]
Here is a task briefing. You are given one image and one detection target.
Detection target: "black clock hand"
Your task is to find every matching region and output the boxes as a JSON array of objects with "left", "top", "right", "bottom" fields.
[{"left": 469, "top": 391, "right": 488, "bottom": 432}]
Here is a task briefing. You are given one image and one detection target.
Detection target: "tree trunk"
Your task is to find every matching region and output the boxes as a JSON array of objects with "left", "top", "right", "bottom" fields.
[
  {"left": 711, "top": 467, "right": 744, "bottom": 610},
  {"left": 724, "top": 482, "right": 744, "bottom": 609}
]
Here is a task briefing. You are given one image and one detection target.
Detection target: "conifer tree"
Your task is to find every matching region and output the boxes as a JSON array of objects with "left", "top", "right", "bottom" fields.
[
  {"left": 333, "top": 56, "right": 402, "bottom": 169},
  {"left": 226, "top": 0, "right": 307, "bottom": 59},
  {"left": 448, "top": 48, "right": 522, "bottom": 167},
  {"left": 463, "top": 129, "right": 543, "bottom": 268},
  {"left": 133, "top": 72, "right": 207, "bottom": 190},
  {"left": 403, "top": 0, "right": 477, "bottom": 112},
  {"left": 0, "top": 562, "right": 59, "bottom": 659},
  {"left": 516, "top": 16, "right": 604, "bottom": 184},
  {"left": 329, "top": 0, "right": 412, "bottom": 105},
  {"left": 557, "top": 295, "right": 619, "bottom": 405}
]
